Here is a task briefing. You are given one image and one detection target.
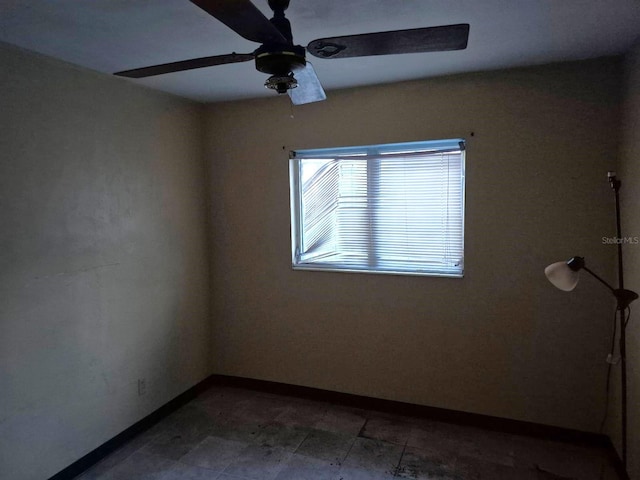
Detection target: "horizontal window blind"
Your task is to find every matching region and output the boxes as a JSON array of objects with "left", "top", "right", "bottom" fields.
[{"left": 289, "top": 139, "right": 465, "bottom": 277}]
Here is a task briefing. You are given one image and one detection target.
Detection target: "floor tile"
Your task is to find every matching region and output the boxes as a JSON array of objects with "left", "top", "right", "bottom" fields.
[
  {"left": 142, "top": 427, "right": 213, "bottom": 461},
  {"left": 360, "top": 415, "right": 413, "bottom": 446},
  {"left": 222, "top": 444, "right": 291, "bottom": 480},
  {"left": 316, "top": 407, "right": 367, "bottom": 436},
  {"left": 449, "top": 455, "right": 541, "bottom": 480},
  {"left": 162, "top": 404, "right": 216, "bottom": 432},
  {"left": 513, "top": 436, "right": 612, "bottom": 480},
  {"left": 396, "top": 446, "right": 460, "bottom": 479},
  {"left": 411, "top": 424, "right": 517, "bottom": 468},
  {"left": 207, "top": 416, "right": 264, "bottom": 445},
  {"left": 274, "top": 453, "right": 341, "bottom": 480},
  {"left": 341, "top": 437, "right": 403, "bottom": 475},
  {"left": 407, "top": 420, "right": 475, "bottom": 456},
  {"left": 76, "top": 430, "right": 160, "bottom": 479},
  {"left": 71, "top": 385, "right": 622, "bottom": 480},
  {"left": 295, "top": 429, "right": 355, "bottom": 465},
  {"left": 191, "top": 392, "right": 245, "bottom": 420},
  {"left": 457, "top": 429, "right": 516, "bottom": 467},
  {"left": 274, "top": 401, "right": 328, "bottom": 428},
  {"left": 158, "top": 462, "right": 219, "bottom": 480},
  {"left": 252, "top": 421, "right": 311, "bottom": 450},
  {"left": 232, "top": 396, "right": 291, "bottom": 425},
  {"left": 334, "top": 466, "right": 398, "bottom": 480},
  {"left": 143, "top": 403, "right": 217, "bottom": 448},
  {"left": 92, "top": 452, "right": 176, "bottom": 480},
  {"left": 179, "top": 436, "right": 248, "bottom": 472}
]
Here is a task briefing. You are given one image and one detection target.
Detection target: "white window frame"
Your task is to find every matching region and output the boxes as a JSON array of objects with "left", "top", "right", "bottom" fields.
[{"left": 289, "top": 139, "right": 465, "bottom": 277}]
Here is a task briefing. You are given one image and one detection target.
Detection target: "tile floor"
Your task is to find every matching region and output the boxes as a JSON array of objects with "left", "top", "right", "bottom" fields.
[{"left": 76, "top": 385, "right": 620, "bottom": 480}]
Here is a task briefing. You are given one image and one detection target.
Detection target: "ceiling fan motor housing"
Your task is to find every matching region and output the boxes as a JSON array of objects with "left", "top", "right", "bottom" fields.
[
  {"left": 255, "top": 44, "right": 306, "bottom": 76},
  {"left": 268, "top": 0, "right": 290, "bottom": 12}
]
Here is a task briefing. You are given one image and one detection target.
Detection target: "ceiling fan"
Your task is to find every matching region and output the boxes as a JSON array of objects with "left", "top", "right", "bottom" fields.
[{"left": 115, "top": 0, "right": 469, "bottom": 105}]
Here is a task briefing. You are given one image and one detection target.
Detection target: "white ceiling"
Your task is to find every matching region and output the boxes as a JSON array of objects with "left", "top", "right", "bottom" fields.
[{"left": 1, "top": 0, "right": 639, "bottom": 103}]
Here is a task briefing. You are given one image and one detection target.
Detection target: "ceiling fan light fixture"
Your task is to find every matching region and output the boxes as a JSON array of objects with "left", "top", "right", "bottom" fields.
[{"left": 265, "top": 74, "right": 297, "bottom": 94}]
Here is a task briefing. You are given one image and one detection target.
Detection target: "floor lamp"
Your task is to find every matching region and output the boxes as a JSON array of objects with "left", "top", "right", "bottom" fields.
[{"left": 544, "top": 172, "right": 637, "bottom": 471}]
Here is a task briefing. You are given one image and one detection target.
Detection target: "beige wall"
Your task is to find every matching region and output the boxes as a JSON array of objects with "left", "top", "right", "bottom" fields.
[
  {"left": 206, "top": 57, "right": 622, "bottom": 433},
  {"left": 0, "top": 43, "right": 211, "bottom": 480},
  {"left": 618, "top": 42, "right": 640, "bottom": 479}
]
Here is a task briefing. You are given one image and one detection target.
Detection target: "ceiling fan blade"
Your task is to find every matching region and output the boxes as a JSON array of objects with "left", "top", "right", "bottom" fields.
[
  {"left": 289, "top": 62, "right": 326, "bottom": 105},
  {"left": 114, "top": 53, "right": 254, "bottom": 78},
  {"left": 307, "top": 24, "right": 470, "bottom": 60},
  {"left": 190, "top": 0, "right": 286, "bottom": 45}
]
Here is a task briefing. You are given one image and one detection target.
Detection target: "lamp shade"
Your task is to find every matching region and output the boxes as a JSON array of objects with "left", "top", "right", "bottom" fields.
[{"left": 544, "top": 261, "right": 580, "bottom": 291}]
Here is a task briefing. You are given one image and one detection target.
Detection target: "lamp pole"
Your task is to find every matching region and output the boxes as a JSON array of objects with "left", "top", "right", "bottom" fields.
[{"left": 609, "top": 172, "right": 627, "bottom": 469}]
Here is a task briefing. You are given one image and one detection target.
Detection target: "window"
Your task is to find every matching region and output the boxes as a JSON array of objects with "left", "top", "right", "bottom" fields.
[{"left": 289, "top": 139, "right": 465, "bottom": 277}]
